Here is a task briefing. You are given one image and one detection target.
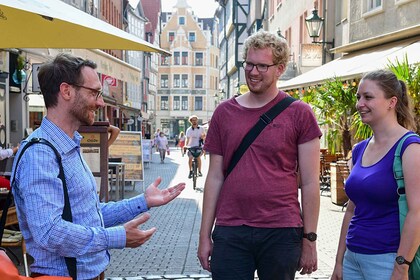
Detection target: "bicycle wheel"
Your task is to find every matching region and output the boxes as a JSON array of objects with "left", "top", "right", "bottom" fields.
[{"left": 192, "top": 160, "right": 197, "bottom": 190}]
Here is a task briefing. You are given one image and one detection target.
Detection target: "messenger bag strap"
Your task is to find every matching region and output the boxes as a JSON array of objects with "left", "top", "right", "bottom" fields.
[
  {"left": 226, "top": 95, "right": 296, "bottom": 177},
  {"left": 4, "top": 137, "right": 77, "bottom": 279}
]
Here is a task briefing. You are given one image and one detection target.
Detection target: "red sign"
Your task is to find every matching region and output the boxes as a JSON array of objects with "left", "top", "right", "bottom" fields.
[{"left": 101, "top": 74, "right": 117, "bottom": 87}]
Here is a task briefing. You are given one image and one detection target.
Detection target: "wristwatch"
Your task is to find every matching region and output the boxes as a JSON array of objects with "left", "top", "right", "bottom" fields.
[
  {"left": 395, "top": 256, "right": 411, "bottom": 266},
  {"left": 303, "top": 232, "right": 317, "bottom": 242}
]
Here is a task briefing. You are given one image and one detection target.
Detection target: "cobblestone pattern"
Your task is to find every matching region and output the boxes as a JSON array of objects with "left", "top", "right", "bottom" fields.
[{"left": 13, "top": 146, "right": 344, "bottom": 280}]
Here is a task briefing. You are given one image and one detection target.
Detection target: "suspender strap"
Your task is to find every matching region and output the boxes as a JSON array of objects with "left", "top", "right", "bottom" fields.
[
  {"left": 226, "top": 96, "right": 296, "bottom": 176},
  {"left": 1, "top": 137, "right": 77, "bottom": 279}
]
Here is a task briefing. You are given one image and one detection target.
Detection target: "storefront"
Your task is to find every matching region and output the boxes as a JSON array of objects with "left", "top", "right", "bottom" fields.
[
  {"left": 278, "top": 38, "right": 420, "bottom": 90},
  {"left": 0, "top": 0, "right": 169, "bottom": 144}
]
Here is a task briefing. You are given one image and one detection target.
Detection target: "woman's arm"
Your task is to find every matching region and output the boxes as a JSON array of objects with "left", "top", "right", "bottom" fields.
[
  {"left": 108, "top": 125, "right": 120, "bottom": 147},
  {"left": 392, "top": 143, "right": 420, "bottom": 279}
]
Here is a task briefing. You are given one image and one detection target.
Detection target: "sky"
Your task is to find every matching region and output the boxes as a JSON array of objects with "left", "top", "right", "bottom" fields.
[
  {"left": 161, "top": 0, "right": 219, "bottom": 18},
  {"left": 129, "top": 0, "right": 219, "bottom": 18}
]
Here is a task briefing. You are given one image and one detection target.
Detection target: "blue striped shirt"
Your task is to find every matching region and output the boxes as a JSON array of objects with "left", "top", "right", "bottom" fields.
[{"left": 11, "top": 117, "right": 149, "bottom": 279}]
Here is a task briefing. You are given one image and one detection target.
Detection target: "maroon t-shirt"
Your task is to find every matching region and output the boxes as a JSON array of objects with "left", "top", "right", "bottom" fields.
[{"left": 204, "top": 92, "right": 322, "bottom": 228}]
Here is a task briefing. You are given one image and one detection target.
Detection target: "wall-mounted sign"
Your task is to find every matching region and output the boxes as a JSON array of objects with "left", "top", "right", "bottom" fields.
[
  {"left": 32, "top": 63, "right": 43, "bottom": 92},
  {"left": 101, "top": 74, "right": 117, "bottom": 87},
  {"left": 301, "top": 44, "right": 322, "bottom": 67},
  {"left": 81, "top": 133, "right": 101, "bottom": 145}
]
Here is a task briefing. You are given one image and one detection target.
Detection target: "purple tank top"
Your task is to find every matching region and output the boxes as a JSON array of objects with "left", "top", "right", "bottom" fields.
[{"left": 345, "top": 132, "right": 420, "bottom": 254}]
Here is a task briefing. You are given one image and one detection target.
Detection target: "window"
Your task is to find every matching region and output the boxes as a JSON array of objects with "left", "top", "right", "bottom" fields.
[
  {"left": 173, "top": 74, "right": 180, "bottom": 88},
  {"left": 168, "top": 31, "right": 175, "bottom": 42},
  {"left": 195, "top": 96, "right": 203, "bottom": 111},
  {"left": 182, "top": 52, "right": 188, "bottom": 65},
  {"left": 195, "top": 52, "right": 203, "bottom": 66},
  {"left": 161, "top": 96, "right": 169, "bottom": 110},
  {"left": 174, "top": 52, "right": 180, "bottom": 65},
  {"left": 161, "top": 56, "right": 169, "bottom": 66},
  {"left": 363, "top": 0, "right": 383, "bottom": 16},
  {"left": 173, "top": 96, "right": 180, "bottom": 110},
  {"left": 368, "top": 0, "right": 382, "bottom": 10},
  {"left": 188, "top": 32, "right": 196, "bottom": 42},
  {"left": 179, "top": 16, "right": 185, "bottom": 25},
  {"left": 182, "top": 96, "right": 188, "bottom": 110},
  {"left": 161, "top": 75, "right": 168, "bottom": 88},
  {"left": 181, "top": 74, "right": 188, "bottom": 88},
  {"left": 195, "top": 75, "right": 203, "bottom": 88}
]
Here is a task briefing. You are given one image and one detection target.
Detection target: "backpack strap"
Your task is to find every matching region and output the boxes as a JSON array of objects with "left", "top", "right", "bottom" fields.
[
  {"left": 393, "top": 133, "right": 420, "bottom": 195},
  {"left": 2, "top": 137, "right": 77, "bottom": 279}
]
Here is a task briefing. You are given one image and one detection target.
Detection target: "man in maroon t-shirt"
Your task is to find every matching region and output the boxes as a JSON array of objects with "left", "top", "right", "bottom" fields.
[{"left": 197, "top": 30, "right": 322, "bottom": 280}]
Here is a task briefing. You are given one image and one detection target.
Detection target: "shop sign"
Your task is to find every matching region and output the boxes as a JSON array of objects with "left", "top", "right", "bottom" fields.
[
  {"left": 102, "top": 74, "right": 117, "bottom": 87},
  {"left": 301, "top": 44, "right": 322, "bottom": 67}
]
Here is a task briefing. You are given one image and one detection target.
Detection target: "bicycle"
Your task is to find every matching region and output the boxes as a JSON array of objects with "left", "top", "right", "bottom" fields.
[{"left": 187, "top": 146, "right": 203, "bottom": 190}]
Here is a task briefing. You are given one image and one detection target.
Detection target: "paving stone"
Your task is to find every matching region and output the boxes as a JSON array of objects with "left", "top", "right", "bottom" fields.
[
  {"left": 101, "top": 149, "right": 343, "bottom": 280},
  {"left": 162, "top": 275, "right": 188, "bottom": 279},
  {"left": 188, "top": 274, "right": 211, "bottom": 279},
  {"left": 143, "top": 276, "right": 165, "bottom": 280}
]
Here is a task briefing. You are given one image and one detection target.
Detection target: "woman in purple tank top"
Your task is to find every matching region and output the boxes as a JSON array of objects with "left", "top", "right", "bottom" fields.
[{"left": 331, "top": 70, "right": 420, "bottom": 280}]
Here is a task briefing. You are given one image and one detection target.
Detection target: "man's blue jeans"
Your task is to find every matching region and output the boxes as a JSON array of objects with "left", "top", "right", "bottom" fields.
[{"left": 211, "top": 225, "right": 302, "bottom": 280}]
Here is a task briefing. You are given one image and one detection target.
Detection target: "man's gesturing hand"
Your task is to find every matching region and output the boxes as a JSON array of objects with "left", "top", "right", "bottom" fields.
[
  {"left": 144, "top": 177, "right": 186, "bottom": 208},
  {"left": 124, "top": 213, "right": 157, "bottom": 248}
]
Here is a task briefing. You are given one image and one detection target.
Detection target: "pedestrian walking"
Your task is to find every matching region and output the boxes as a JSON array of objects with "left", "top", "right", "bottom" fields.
[
  {"left": 179, "top": 131, "right": 186, "bottom": 157},
  {"left": 156, "top": 132, "right": 169, "bottom": 163},
  {"left": 331, "top": 70, "right": 420, "bottom": 280},
  {"left": 197, "top": 30, "right": 322, "bottom": 280},
  {"left": 154, "top": 128, "right": 160, "bottom": 152}
]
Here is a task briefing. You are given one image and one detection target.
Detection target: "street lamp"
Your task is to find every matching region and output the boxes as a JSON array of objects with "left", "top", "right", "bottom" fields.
[
  {"left": 305, "top": 8, "right": 334, "bottom": 64},
  {"left": 305, "top": 9, "right": 323, "bottom": 42}
]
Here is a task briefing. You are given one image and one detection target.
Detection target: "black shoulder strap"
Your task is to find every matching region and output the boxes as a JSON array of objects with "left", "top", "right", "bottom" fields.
[
  {"left": 0, "top": 137, "right": 77, "bottom": 279},
  {"left": 226, "top": 96, "right": 296, "bottom": 176}
]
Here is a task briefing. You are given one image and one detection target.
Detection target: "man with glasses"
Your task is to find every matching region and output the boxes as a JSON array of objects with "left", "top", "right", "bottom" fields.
[
  {"left": 11, "top": 53, "right": 185, "bottom": 279},
  {"left": 198, "top": 30, "right": 322, "bottom": 279}
]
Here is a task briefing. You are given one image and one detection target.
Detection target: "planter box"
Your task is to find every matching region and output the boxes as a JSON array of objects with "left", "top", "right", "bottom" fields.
[{"left": 330, "top": 161, "right": 349, "bottom": 206}]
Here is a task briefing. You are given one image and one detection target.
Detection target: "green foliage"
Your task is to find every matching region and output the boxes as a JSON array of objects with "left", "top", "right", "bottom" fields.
[
  {"left": 290, "top": 54, "right": 420, "bottom": 154},
  {"left": 17, "top": 54, "right": 25, "bottom": 70},
  {"left": 387, "top": 54, "right": 420, "bottom": 133},
  {"left": 306, "top": 77, "right": 359, "bottom": 156},
  {"left": 351, "top": 111, "right": 373, "bottom": 140}
]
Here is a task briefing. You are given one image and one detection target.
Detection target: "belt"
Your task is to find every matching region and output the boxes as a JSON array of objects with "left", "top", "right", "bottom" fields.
[{"left": 31, "top": 271, "right": 105, "bottom": 280}]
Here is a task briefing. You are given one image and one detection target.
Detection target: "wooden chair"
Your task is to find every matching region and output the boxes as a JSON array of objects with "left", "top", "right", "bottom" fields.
[
  {"left": 320, "top": 153, "right": 337, "bottom": 194},
  {"left": 0, "top": 206, "right": 29, "bottom": 276}
]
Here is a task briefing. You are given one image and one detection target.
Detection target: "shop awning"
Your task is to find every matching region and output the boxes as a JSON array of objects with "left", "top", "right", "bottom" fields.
[
  {"left": 0, "top": 0, "right": 170, "bottom": 55},
  {"left": 278, "top": 38, "right": 420, "bottom": 90}
]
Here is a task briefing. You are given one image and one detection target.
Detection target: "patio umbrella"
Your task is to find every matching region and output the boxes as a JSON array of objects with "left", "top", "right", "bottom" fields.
[{"left": 0, "top": 0, "right": 169, "bottom": 54}]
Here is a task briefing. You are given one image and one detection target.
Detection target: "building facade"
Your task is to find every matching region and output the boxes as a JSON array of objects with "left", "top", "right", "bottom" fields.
[
  {"left": 275, "top": 0, "right": 420, "bottom": 90},
  {"left": 157, "top": 0, "right": 219, "bottom": 138}
]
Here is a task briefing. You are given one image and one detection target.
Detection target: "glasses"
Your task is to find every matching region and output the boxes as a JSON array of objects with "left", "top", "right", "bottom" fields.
[
  {"left": 70, "top": 84, "right": 103, "bottom": 100},
  {"left": 242, "top": 61, "right": 278, "bottom": 72}
]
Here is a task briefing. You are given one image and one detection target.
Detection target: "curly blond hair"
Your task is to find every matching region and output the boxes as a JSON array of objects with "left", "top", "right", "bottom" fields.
[{"left": 242, "top": 29, "right": 290, "bottom": 67}]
